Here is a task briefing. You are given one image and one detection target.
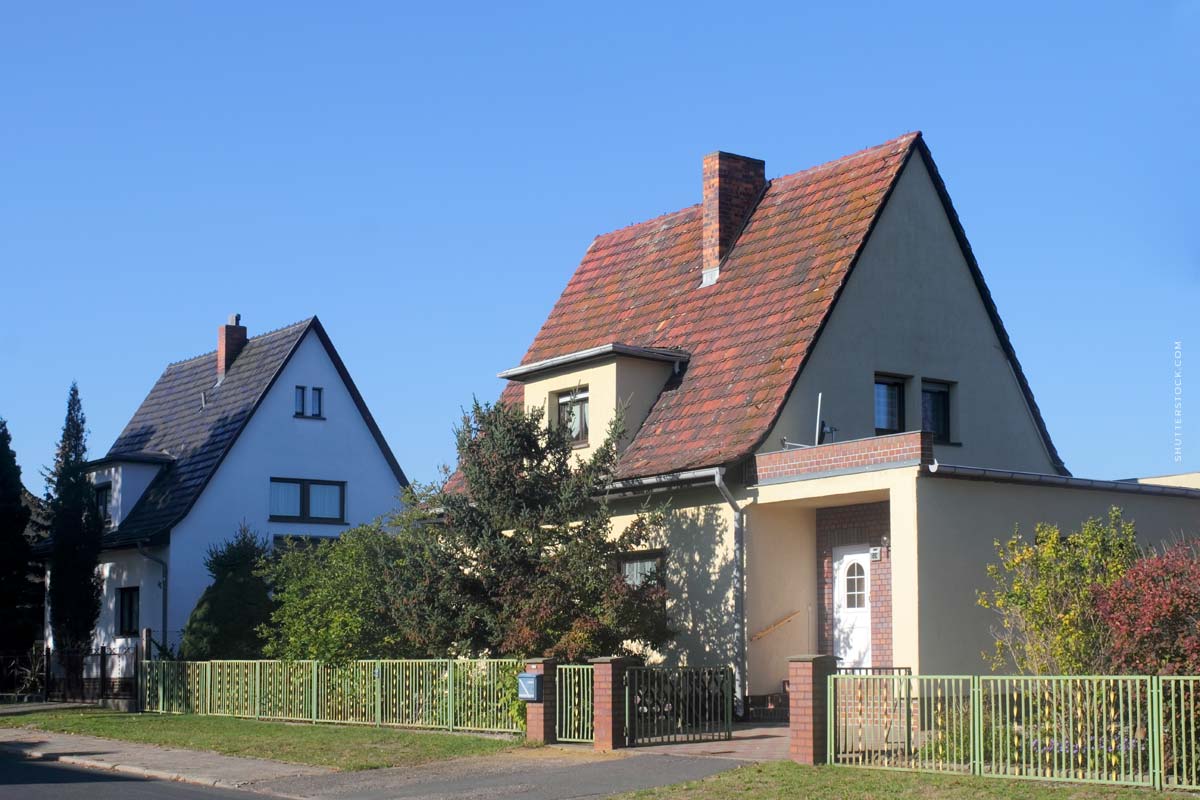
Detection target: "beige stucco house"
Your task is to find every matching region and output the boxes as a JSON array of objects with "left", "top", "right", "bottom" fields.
[{"left": 488, "top": 133, "right": 1200, "bottom": 710}]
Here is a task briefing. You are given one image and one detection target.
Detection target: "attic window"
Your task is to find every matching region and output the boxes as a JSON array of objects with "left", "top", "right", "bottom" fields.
[
  {"left": 874, "top": 376, "right": 906, "bottom": 435},
  {"left": 556, "top": 388, "right": 589, "bottom": 446},
  {"left": 94, "top": 483, "right": 112, "bottom": 525}
]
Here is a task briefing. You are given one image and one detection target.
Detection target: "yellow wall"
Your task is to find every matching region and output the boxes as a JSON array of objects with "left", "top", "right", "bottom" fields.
[
  {"left": 744, "top": 466, "right": 920, "bottom": 692},
  {"left": 745, "top": 503, "right": 816, "bottom": 695},
  {"left": 915, "top": 475, "right": 1200, "bottom": 675},
  {"left": 1137, "top": 473, "right": 1200, "bottom": 490},
  {"left": 608, "top": 486, "right": 741, "bottom": 669},
  {"left": 521, "top": 356, "right": 674, "bottom": 456}
]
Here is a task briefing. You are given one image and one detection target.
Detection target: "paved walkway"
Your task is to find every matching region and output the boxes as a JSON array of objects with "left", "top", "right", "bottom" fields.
[
  {"left": 627, "top": 723, "right": 790, "bottom": 762},
  {"left": 0, "top": 728, "right": 330, "bottom": 790},
  {"left": 0, "top": 727, "right": 747, "bottom": 799}
]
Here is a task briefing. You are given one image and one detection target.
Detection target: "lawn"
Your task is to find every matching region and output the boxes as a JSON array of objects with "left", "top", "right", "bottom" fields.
[
  {"left": 0, "top": 708, "right": 515, "bottom": 771},
  {"left": 617, "top": 762, "right": 1195, "bottom": 799}
]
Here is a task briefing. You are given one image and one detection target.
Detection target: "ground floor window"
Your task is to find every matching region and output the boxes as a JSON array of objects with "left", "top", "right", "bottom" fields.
[
  {"left": 619, "top": 549, "right": 665, "bottom": 587},
  {"left": 117, "top": 586, "right": 139, "bottom": 637}
]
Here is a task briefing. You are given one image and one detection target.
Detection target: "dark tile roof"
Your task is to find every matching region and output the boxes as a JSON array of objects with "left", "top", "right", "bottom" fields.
[
  {"left": 102, "top": 317, "right": 407, "bottom": 548},
  {"left": 485, "top": 132, "right": 1066, "bottom": 483}
]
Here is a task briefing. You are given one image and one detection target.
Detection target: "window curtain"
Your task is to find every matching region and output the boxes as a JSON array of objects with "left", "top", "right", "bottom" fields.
[
  {"left": 270, "top": 481, "right": 301, "bottom": 516},
  {"left": 309, "top": 483, "right": 342, "bottom": 518}
]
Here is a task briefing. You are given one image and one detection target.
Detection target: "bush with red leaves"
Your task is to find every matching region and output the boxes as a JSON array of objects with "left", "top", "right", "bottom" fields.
[{"left": 1095, "top": 545, "right": 1200, "bottom": 675}]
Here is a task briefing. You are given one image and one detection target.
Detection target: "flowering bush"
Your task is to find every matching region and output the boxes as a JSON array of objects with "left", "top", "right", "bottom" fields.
[{"left": 1095, "top": 544, "right": 1200, "bottom": 675}]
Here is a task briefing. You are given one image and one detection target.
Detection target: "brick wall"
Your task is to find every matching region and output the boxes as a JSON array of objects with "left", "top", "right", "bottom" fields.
[
  {"left": 816, "top": 501, "right": 892, "bottom": 669},
  {"left": 752, "top": 431, "right": 932, "bottom": 484}
]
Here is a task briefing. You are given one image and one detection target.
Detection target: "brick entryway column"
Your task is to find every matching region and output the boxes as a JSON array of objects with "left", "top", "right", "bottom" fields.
[
  {"left": 789, "top": 654, "right": 837, "bottom": 765},
  {"left": 590, "top": 657, "right": 627, "bottom": 751},
  {"left": 524, "top": 658, "right": 557, "bottom": 744}
]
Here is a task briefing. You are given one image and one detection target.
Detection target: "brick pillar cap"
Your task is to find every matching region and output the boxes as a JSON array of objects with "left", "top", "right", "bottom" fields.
[
  {"left": 524, "top": 657, "right": 557, "bottom": 664},
  {"left": 788, "top": 654, "right": 838, "bottom": 663}
]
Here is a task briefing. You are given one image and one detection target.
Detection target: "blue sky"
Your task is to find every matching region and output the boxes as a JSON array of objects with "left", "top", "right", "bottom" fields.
[{"left": 2, "top": 2, "right": 1197, "bottom": 489}]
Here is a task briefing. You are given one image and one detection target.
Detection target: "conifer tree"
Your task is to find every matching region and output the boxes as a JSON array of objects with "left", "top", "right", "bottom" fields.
[
  {"left": 0, "top": 418, "right": 37, "bottom": 649},
  {"left": 46, "top": 383, "right": 103, "bottom": 653}
]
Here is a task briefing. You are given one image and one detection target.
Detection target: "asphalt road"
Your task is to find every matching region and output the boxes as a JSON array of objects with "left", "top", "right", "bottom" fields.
[{"left": 0, "top": 752, "right": 251, "bottom": 799}]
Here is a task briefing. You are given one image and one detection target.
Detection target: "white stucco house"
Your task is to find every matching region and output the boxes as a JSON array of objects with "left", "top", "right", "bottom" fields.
[{"left": 46, "top": 315, "right": 407, "bottom": 654}]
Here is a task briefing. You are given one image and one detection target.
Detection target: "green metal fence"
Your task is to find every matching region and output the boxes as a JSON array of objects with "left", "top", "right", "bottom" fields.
[
  {"left": 830, "top": 673, "right": 1200, "bottom": 791},
  {"left": 626, "top": 665, "right": 733, "bottom": 746},
  {"left": 143, "top": 659, "right": 523, "bottom": 734},
  {"left": 556, "top": 664, "right": 594, "bottom": 743}
]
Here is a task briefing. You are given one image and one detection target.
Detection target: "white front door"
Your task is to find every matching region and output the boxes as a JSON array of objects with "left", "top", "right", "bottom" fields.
[{"left": 833, "top": 545, "right": 872, "bottom": 668}]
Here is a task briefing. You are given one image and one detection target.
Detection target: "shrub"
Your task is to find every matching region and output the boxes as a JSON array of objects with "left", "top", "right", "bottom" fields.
[
  {"left": 179, "top": 523, "right": 272, "bottom": 660},
  {"left": 977, "top": 507, "right": 1136, "bottom": 674},
  {"left": 1095, "top": 543, "right": 1200, "bottom": 675}
]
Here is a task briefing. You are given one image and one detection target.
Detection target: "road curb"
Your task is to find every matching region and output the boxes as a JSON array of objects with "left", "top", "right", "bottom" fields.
[{"left": 0, "top": 742, "right": 309, "bottom": 795}]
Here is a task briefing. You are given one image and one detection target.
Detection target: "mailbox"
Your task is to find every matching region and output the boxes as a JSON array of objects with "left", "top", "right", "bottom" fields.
[{"left": 516, "top": 672, "right": 542, "bottom": 702}]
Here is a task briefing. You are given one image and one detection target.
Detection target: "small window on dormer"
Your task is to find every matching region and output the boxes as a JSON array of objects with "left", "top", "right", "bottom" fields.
[
  {"left": 556, "top": 388, "right": 589, "bottom": 446},
  {"left": 295, "top": 386, "right": 306, "bottom": 416},
  {"left": 311, "top": 387, "right": 323, "bottom": 418},
  {"left": 94, "top": 483, "right": 112, "bottom": 525}
]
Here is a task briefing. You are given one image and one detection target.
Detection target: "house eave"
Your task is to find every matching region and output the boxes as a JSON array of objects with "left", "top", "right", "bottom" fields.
[{"left": 498, "top": 343, "right": 690, "bottom": 382}]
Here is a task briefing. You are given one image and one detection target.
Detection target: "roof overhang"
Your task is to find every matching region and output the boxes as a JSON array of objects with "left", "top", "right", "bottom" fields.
[
  {"left": 924, "top": 463, "right": 1200, "bottom": 499},
  {"left": 497, "top": 343, "right": 690, "bottom": 382},
  {"left": 85, "top": 452, "right": 175, "bottom": 469}
]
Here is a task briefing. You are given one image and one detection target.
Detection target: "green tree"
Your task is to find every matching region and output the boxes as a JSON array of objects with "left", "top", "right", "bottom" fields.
[
  {"left": 407, "top": 399, "right": 673, "bottom": 660},
  {"left": 977, "top": 506, "right": 1137, "bottom": 674},
  {"left": 46, "top": 383, "right": 103, "bottom": 652},
  {"left": 179, "top": 523, "right": 273, "bottom": 660},
  {"left": 0, "top": 418, "right": 38, "bottom": 650},
  {"left": 262, "top": 400, "right": 673, "bottom": 662},
  {"left": 261, "top": 523, "right": 412, "bottom": 662}
]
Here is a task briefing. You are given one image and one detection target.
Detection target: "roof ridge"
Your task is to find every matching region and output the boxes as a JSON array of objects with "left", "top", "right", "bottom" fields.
[
  {"left": 163, "top": 317, "right": 314, "bottom": 367},
  {"left": 770, "top": 131, "right": 922, "bottom": 183},
  {"left": 586, "top": 133, "right": 920, "bottom": 248},
  {"left": 592, "top": 203, "right": 701, "bottom": 243}
]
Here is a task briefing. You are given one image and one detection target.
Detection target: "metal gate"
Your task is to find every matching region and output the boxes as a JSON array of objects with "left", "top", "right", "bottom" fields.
[
  {"left": 556, "top": 664, "right": 594, "bottom": 742},
  {"left": 626, "top": 665, "right": 733, "bottom": 746}
]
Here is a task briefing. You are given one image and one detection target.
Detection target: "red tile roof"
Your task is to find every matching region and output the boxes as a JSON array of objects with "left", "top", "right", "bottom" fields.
[{"left": 490, "top": 132, "right": 1066, "bottom": 482}]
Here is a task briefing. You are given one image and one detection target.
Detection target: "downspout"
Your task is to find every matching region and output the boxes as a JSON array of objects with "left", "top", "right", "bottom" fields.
[
  {"left": 136, "top": 542, "right": 168, "bottom": 654},
  {"left": 712, "top": 467, "right": 747, "bottom": 718}
]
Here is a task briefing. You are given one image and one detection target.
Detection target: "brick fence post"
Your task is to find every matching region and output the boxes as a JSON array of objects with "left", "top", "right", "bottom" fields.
[
  {"left": 590, "top": 656, "right": 627, "bottom": 751},
  {"left": 523, "top": 658, "right": 557, "bottom": 744},
  {"left": 789, "top": 654, "right": 837, "bottom": 765}
]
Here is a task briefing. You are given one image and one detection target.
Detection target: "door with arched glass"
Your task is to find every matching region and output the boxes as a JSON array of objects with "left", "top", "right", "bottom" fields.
[{"left": 832, "top": 545, "right": 871, "bottom": 668}]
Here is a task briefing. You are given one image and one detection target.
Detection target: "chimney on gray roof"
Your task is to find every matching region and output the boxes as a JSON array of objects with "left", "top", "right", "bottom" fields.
[
  {"left": 701, "top": 151, "right": 765, "bottom": 287},
  {"left": 216, "top": 313, "right": 247, "bottom": 382}
]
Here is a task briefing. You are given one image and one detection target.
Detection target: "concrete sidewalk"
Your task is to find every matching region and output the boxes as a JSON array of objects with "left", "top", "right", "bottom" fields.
[
  {"left": 0, "top": 727, "right": 747, "bottom": 799},
  {"left": 0, "top": 727, "right": 330, "bottom": 791}
]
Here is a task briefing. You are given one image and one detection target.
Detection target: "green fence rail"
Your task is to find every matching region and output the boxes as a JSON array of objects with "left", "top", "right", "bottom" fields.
[
  {"left": 556, "top": 664, "right": 594, "bottom": 743},
  {"left": 830, "top": 673, "right": 1200, "bottom": 791},
  {"left": 626, "top": 665, "right": 733, "bottom": 746},
  {"left": 143, "top": 659, "right": 523, "bottom": 734}
]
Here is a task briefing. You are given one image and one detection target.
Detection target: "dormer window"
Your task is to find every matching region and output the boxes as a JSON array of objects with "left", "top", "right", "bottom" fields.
[
  {"left": 294, "top": 386, "right": 325, "bottom": 420},
  {"left": 94, "top": 483, "right": 112, "bottom": 525},
  {"left": 556, "top": 388, "right": 589, "bottom": 446}
]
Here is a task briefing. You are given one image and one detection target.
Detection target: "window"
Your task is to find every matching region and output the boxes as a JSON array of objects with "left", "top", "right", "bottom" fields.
[
  {"left": 295, "top": 386, "right": 325, "bottom": 419},
  {"left": 874, "top": 377, "right": 905, "bottom": 435},
  {"left": 922, "top": 381, "right": 951, "bottom": 443},
  {"left": 620, "top": 550, "right": 665, "bottom": 587},
  {"left": 269, "top": 478, "right": 346, "bottom": 523},
  {"left": 556, "top": 388, "right": 589, "bottom": 446},
  {"left": 94, "top": 483, "right": 112, "bottom": 525},
  {"left": 844, "top": 562, "right": 866, "bottom": 609},
  {"left": 117, "top": 587, "right": 139, "bottom": 637}
]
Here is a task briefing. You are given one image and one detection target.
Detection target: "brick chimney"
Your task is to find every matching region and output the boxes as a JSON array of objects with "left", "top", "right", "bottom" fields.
[
  {"left": 701, "top": 151, "right": 766, "bottom": 287},
  {"left": 216, "top": 313, "right": 247, "bottom": 382}
]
